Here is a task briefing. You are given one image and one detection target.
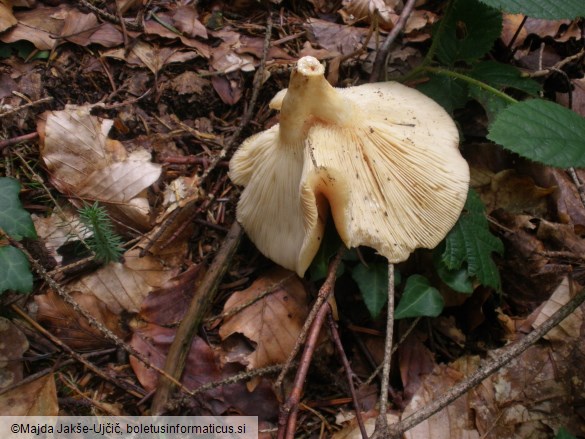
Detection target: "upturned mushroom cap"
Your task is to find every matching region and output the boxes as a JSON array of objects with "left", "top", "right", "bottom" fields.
[{"left": 230, "top": 56, "right": 469, "bottom": 276}]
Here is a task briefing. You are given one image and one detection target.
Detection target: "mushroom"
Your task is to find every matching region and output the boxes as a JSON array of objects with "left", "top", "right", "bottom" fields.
[{"left": 229, "top": 56, "right": 469, "bottom": 277}]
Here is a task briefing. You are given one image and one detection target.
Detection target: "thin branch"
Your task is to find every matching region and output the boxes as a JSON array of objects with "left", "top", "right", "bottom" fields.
[
  {"left": 387, "top": 285, "right": 585, "bottom": 438},
  {"left": 370, "top": 0, "right": 418, "bottom": 82}
]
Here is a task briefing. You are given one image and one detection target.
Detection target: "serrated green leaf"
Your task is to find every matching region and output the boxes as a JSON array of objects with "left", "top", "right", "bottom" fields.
[
  {"left": 469, "top": 85, "right": 510, "bottom": 123},
  {"left": 395, "top": 275, "right": 444, "bottom": 319},
  {"left": 417, "top": 74, "right": 469, "bottom": 114},
  {"left": 487, "top": 100, "right": 585, "bottom": 168},
  {"left": 470, "top": 61, "right": 541, "bottom": 96},
  {"left": 434, "top": 247, "right": 474, "bottom": 293},
  {"left": 477, "top": 0, "right": 585, "bottom": 19},
  {"left": 435, "top": 0, "right": 502, "bottom": 65},
  {"left": 0, "top": 246, "right": 33, "bottom": 294},
  {"left": 0, "top": 177, "right": 37, "bottom": 240},
  {"left": 443, "top": 190, "right": 504, "bottom": 290},
  {"left": 352, "top": 263, "right": 392, "bottom": 319}
]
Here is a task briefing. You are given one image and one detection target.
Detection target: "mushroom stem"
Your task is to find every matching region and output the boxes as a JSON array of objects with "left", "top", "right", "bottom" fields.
[{"left": 278, "top": 57, "right": 359, "bottom": 146}]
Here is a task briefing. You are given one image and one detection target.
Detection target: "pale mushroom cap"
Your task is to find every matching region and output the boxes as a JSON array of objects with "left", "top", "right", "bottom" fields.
[{"left": 230, "top": 56, "right": 469, "bottom": 276}]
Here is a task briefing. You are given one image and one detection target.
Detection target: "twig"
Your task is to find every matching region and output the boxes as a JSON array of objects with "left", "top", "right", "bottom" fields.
[
  {"left": 140, "top": 13, "right": 272, "bottom": 256},
  {"left": 568, "top": 168, "right": 585, "bottom": 209},
  {"left": 0, "top": 133, "right": 39, "bottom": 151},
  {"left": 0, "top": 97, "right": 53, "bottom": 119},
  {"left": 274, "top": 246, "right": 346, "bottom": 393},
  {"left": 76, "top": 0, "right": 142, "bottom": 31},
  {"left": 280, "top": 301, "right": 331, "bottom": 439},
  {"left": 10, "top": 304, "right": 145, "bottom": 399},
  {"left": 327, "top": 313, "right": 368, "bottom": 439},
  {"left": 387, "top": 285, "right": 585, "bottom": 438},
  {"left": 9, "top": 239, "right": 192, "bottom": 397},
  {"left": 526, "top": 49, "right": 585, "bottom": 78},
  {"left": 276, "top": 250, "right": 345, "bottom": 439},
  {"left": 369, "top": 0, "right": 418, "bottom": 82},
  {"left": 150, "top": 222, "right": 243, "bottom": 414},
  {"left": 372, "top": 263, "right": 395, "bottom": 437}
]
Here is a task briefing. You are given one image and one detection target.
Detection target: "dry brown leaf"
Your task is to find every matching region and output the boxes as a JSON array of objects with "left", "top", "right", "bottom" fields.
[
  {"left": 339, "top": 0, "right": 398, "bottom": 30},
  {"left": 0, "top": 317, "right": 28, "bottom": 390},
  {"left": 171, "top": 5, "right": 208, "bottom": 39},
  {"left": 66, "top": 248, "right": 180, "bottom": 314},
  {"left": 35, "top": 289, "right": 126, "bottom": 350},
  {"left": 143, "top": 19, "right": 210, "bottom": 58},
  {"left": 0, "top": 5, "right": 64, "bottom": 50},
  {"left": 211, "top": 74, "right": 243, "bottom": 105},
  {"left": 38, "top": 105, "right": 161, "bottom": 231},
  {"left": 219, "top": 268, "right": 309, "bottom": 370},
  {"left": 0, "top": 374, "right": 58, "bottom": 415},
  {"left": 402, "top": 356, "right": 483, "bottom": 439},
  {"left": 139, "top": 264, "right": 206, "bottom": 326},
  {"left": 398, "top": 331, "right": 436, "bottom": 402},
  {"left": 0, "top": 0, "right": 17, "bottom": 33},
  {"left": 306, "top": 18, "right": 373, "bottom": 57}
]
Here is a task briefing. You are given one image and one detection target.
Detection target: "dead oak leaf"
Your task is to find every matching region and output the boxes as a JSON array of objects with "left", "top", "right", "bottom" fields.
[
  {"left": 219, "top": 268, "right": 309, "bottom": 370},
  {"left": 0, "top": 374, "right": 58, "bottom": 416},
  {"left": 0, "top": 317, "right": 28, "bottom": 390}
]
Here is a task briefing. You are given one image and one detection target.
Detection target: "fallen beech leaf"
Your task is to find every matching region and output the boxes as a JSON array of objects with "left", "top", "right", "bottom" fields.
[
  {"left": 139, "top": 264, "right": 206, "bottom": 326},
  {"left": 219, "top": 268, "right": 309, "bottom": 370},
  {"left": 0, "top": 5, "right": 64, "bottom": 50},
  {"left": 306, "top": 18, "right": 373, "bottom": 56},
  {"left": 35, "top": 289, "right": 126, "bottom": 350},
  {"left": 0, "top": 0, "right": 17, "bottom": 33},
  {"left": 0, "top": 374, "right": 58, "bottom": 415},
  {"left": 398, "top": 331, "right": 436, "bottom": 402},
  {"left": 402, "top": 356, "right": 483, "bottom": 439},
  {"left": 66, "top": 248, "right": 180, "bottom": 314},
  {"left": 0, "top": 317, "right": 28, "bottom": 389},
  {"left": 38, "top": 105, "right": 161, "bottom": 231}
]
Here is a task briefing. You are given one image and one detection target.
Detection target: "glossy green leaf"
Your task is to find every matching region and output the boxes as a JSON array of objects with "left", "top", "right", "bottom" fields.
[
  {"left": 477, "top": 0, "right": 585, "bottom": 19},
  {"left": 555, "top": 427, "right": 577, "bottom": 439},
  {"left": 0, "top": 177, "right": 37, "bottom": 240},
  {"left": 352, "top": 263, "right": 391, "bottom": 319},
  {"left": 435, "top": 0, "right": 502, "bottom": 65},
  {"left": 0, "top": 246, "right": 33, "bottom": 294},
  {"left": 395, "top": 275, "right": 444, "bottom": 319},
  {"left": 443, "top": 190, "right": 504, "bottom": 290},
  {"left": 434, "top": 247, "right": 474, "bottom": 293},
  {"left": 488, "top": 99, "right": 585, "bottom": 168}
]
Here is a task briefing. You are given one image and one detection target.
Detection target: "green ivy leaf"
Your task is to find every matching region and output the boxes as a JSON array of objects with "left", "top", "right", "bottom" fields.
[
  {"left": 309, "top": 222, "right": 344, "bottom": 281},
  {"left": 352, "top": 263, "right": 398, "bottom": 319},
  {"left": 555, "top": 427, "right": 577, "bottom": 439},
  {"left": 0, "top": 177, "right": 37, "bottom": 240},
  {"left": 477, "top": 0, "right": 585, "bottom": 20},
  {"left": 469, "top": 61, "right": 541, "bottom": 96},
  {"left": 488, "top": 99, "right": 585, "bottom": 168},
  {"left": 443, "top": 190, "right": 504, "bottom": 290},
  {"left": 435, "top": 0, "right": 502, "bottom": 65},
  {"left": 434, "top": 247, "right": 474, "bottom": 293},
  {"left": 395, "top": 275, "right": 444, "bottom": 319},
  {"left": 417, "top": 74, "right": 469, "bottom": 114},
  {"left": 0, "top": 246, "right": 33, "bottom": 294}
]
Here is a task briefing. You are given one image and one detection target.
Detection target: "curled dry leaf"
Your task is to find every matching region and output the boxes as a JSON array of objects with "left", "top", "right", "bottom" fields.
[
  {"left": 219, "top": 268, "right": 309, "bottom": 370},
  {"left": 0, "top": 374, "right": 58, "bottom": 416},
  {"left": 0, "top": 5, "right": 64, "bottom": 50},
  {"left": 339, "top": 0, "right": 398, "bottom": 30},
  {"left": 0, "top": 317, "right": 29, "bottom": 390},
  {"left": 65, "top": 248, "right": 181, "bottom": 314},
  {"left": 38, "top": 105, "right": 162, "bottom": 231},
  {"left": 34, "top": 289, "right": 126, "bottom": 351}
]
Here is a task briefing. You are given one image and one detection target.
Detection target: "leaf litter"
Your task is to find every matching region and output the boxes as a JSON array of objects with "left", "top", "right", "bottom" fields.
[{"left": 0, "top": 0, "right": 584, "bottom": 436}]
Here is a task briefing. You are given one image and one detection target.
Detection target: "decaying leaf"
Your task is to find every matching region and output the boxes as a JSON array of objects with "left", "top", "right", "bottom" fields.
[
  {"left": 0, "top": 317, "right": 29, "bottom": 390},
  {"left": 219, "top": 268, "right": 309, "bottom": 370},
  {"left": 35, "top": 289, "right": 126, "bottom": 350},
  {"left": 0, "top": 0, "right": 17, "bottom": 33},
  {"left": 38, "top": 105, "right": 162, "bottom": 231},
  {"left": 339, "top": 0, "right": 398, "bottom": 30},
  {"left": 400, "top": 278, "right": 585, "bottom": 438},
  {"left": 0, "top": 374, "right": 58, "bottom": 415}
]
